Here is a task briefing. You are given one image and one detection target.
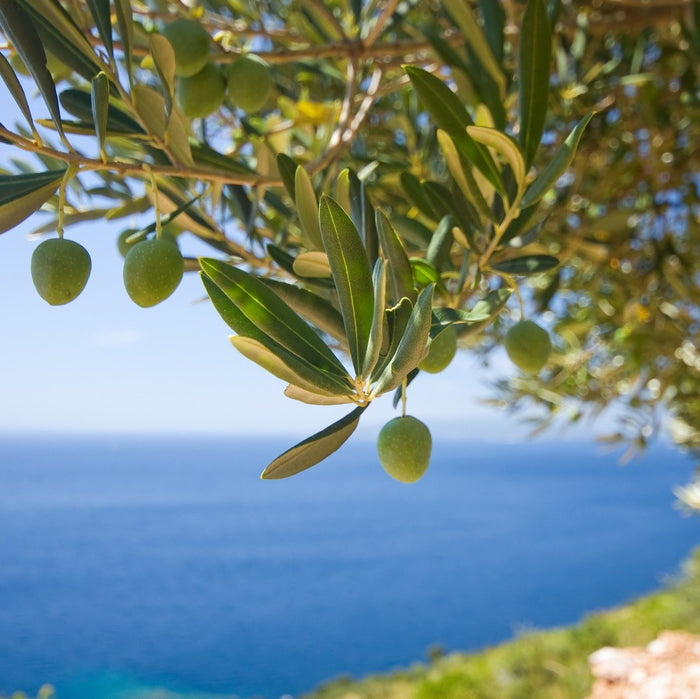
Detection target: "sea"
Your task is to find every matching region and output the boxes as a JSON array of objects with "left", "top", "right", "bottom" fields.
[{"left": 0, "top": 435, "right": 698, "bottom": 699}]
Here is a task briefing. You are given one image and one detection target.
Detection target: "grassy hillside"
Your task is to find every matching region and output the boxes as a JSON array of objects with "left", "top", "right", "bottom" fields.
[{"left": 305, "top": 548, "right": 700, "bottom": 699}]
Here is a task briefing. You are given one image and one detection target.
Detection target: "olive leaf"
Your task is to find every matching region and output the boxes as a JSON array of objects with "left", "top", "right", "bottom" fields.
[
  {"left": 370, "top": 284, "right": 434, "bottom": 397},
  {"left": 293, "top": 251, "right": 332, "bottom": 278},
  {"left": 261, "top": 406, "right": 367, "bottom": 479},
  {"left": 0, "top": 0, "right": 63, "bottom": 139},
  {"left": 0, "top": 52, "right": 37, "bottom": 138},
  {"left": 283, "top": 384, "right": 355, "bottom": 406},
  {"left": 519, "top": 0, "right": 552, "bottom": 169},
  {"left": 492, "top": 254, "right": 559, "bottom": 275},
  {"left": 201, "top": 272, "right": 353, "bottom": 397},
  {"left": 466, "top": 126, "right": 527, "bottom": 193},
  {"left": 376, "top": 210, "right": 415, "bottom": 304},
  {"left": 520, "top": 113, "right": 594, "bottom": 208},
  {"left": 319, "top": 195, "right": 374, "bottom": 376},
  {"left": 360, "top": 260, "right": 387, "bottom": 380},
  {"left": 91, "top": 72, "right": 109, "bottom": 160},
  {"left": 404, "top": 66, "right": 503, "bottom": 193},
  {"left": 114, "top": 0, "right": 133, "bottom": 84},
  {"left": 0, "top": 168, "right": 65, "bottom": 235},
  {"left": 295, "top": 166, "right": 323, "bottom": 249},
  {"left": 85, "top": 0, "right": 113, "bottom": 60},
  {"left": 200, "top": 258, "right": 353, "bottom": 387}
]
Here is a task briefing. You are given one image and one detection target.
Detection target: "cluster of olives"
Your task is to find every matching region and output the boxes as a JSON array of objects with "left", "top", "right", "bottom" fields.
[
  {"left": 31, "top": 233, "right": 183, "bottom": 308},
  {"left": 162, "top": 19, "right": 272, "bottom": 119}
]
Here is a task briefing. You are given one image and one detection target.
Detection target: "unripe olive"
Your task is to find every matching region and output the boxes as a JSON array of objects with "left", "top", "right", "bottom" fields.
[
  {"left": 226, "top": 54, "right": 272, "bottom": 113},
  {"left": 176, "top": 62, "right": 226, "bottom": 118},
  {"left": 123, "top": 238, "right": 184, "bottom": 307},
  {"left": 504, "top": 320, "right": 552, "bottom": 373},
  {"left": 419, "top": 325, "right": 458, "bottom": 374},
  {"left": 161, "top": 19, "right": 211, "bottom": 78},
  {"left": 377, "top": 415, "right": 432, "bottom": 483},
  {"left": 31, "top": 238, "right": 91, "bottom": 305}
]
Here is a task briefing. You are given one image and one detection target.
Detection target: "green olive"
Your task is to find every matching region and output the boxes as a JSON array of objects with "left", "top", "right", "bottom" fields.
[
  {"left": 176, "top": 62, "right": 226, "bottom": 118},
  {"left": 226, "top": 54, "right": 272, "bottom": 113},
  {"left": 419, "top": 325, "right": 458, "bottom": 374},
  {"left": 123, "top": 238, "right": 184, "bottom": 307},
  {"left": 377, "top": 416, "right": 432, "bottom": 483},
  {"left": 504, "top": 320, "right": 552, "bottom": 373},
  {"left": 161, "top": 18, "right": 211, "bottom": 78},
  {"left": 31, "top": 238, "right": 91, "bottom": 306}
]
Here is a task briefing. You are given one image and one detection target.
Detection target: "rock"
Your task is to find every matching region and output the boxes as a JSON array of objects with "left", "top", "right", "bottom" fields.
[{"left": 588, "top": 631, "right": 700, "bottom": 699}]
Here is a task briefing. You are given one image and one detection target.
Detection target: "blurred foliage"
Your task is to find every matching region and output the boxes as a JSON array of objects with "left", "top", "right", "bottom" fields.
[{"left": 305, "top": 546, "right": 700, "bottom": 698}]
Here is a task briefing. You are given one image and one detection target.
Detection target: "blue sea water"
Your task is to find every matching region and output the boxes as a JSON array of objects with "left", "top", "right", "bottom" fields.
[{"left": 0, "top": 435, "right": 698, "bottom": 699}]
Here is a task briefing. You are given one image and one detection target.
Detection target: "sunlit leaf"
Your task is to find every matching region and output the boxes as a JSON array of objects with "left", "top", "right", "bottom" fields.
[
  {"left": 132, "top": 85, "right": 166, "bottom": 140},
  {"left": 360, "top": 260, "right": 387, "bottom": 380},
  {"left": 261, "top": 406, "right": 366, "bottom": 479},
  {"left": 91, "top": 72, "right": 109, "bottom": 159},
  {"left": 261, "top": 278, "right": 347, "bottom": 344},
  {"left": 85, "top": 0, "right": 113, "bottom": 60},
  {"left": 293, "top": 251, "right": 332, "bottom": 278},
  {"left": 319, "top": 195, "right": 374, "bottom": 376},
  {"left": 0, "top": 52, "right": 36, "bottom": 137},
  {"left": 295, "top": 166, "right": 323, "bottom": 249},
  {"left": 201, "top": 273, "right": 353, "bottom": 396},
  {"left": 283, "top": 384, "right": 354, "bottom": 405},
  {"left": 519, "top": 0, "right": 552, "bottom": 169},
  {"left": 371, "top": 284, "right": 434, "bottom": 396},
  {"left": 0, "top": 0, "right": 63, "bottom": 139},
  {"left": 0, "top": 168, "right": 65, "bottom": 235},
  {"left": 520, "top": 113, "right": 594, "bottom": 208},
  {"left": 404, "top": 66, "right": 503, "bottom": 193},
  {"left": 201, "top": 257, "right": 352, "bottom": 384},
  {"left": 376, "top": 210, "right": 416, "bottom": 304},
  {"left": 442, "top": 0, "right": 506, "bottom": 97},
  {"left": 492, "top": 254, "right": 559, "bottom": 275},
  {"left": 466, "top": 125, "right": 526, "bottom": 192}
]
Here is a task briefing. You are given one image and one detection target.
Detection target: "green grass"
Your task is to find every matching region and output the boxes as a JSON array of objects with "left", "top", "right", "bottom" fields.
[{"left": 304, "top": 548, "right": 700, "bottom": 699}]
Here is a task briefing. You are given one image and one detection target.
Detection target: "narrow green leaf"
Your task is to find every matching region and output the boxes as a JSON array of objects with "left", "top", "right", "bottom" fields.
[
  {"left": 442, "top": 0, "right": 505, "bottom": 97},
  {"left": 437, "top": 129, "right": 494, "bottom": 223},
  {"left": 201, "top": 273, "right": 352, "bottom": 396},
  {"left": 149, "top": 33, "right": 175, "bottom": 98},
  {"left": 479, "top": 0, "right": 505, "bottom": 65},
  {"left": 319, "top": 195, "right": 375, "bottom": 376},
  {"left": 0, "top": 0, "right": 63, "bottom": 139},
  {"left": 165, "top": 107, "right": 194, "bottom": 166},
  {"left": 492, "top": 254, "right": 559, "bottom": 275},
  {"left": 410, "top": 257, "right": 442, "bottom": 289},
  {"left": 425, "top": 215, "right": 454, "bottom": 270},
  {"left": 295, "top": 166, "right": 323, "bottom": 249},
  {"left": 132, "top": 84, "right": 166, "bottom": 140},
  {"left": 261, "top": 278, "right": 347, "bottom": 344},
  {"left": 91, "top": 72, "right": 109, "bottom": 159},
  {"left": 371, "top": 297, "right": 413, "bottom": 382},
  {"left": 360, "top": 260, "right": 387, "bottom": 380},
  {"left": 190, "top": 144, "right": 255, "bottom": 175},
  {"left": 519, "top": 0, "right": 552, "bottom": 169},
  {"left": 114, "top": 0, "right": 133, "bottom": 84},
  {"left": 348, "top": 170, "right": 378, "bottom": 267},
  {"left": 400, "top": 171, "right": 437, "bottom": 220},
  {"left": 335, "top": 168, "right": 351, "bottom": 215},
  {"left": 371, "top": 284, "right": 434, "bottom": 396},
  {"left": 230, "top": 336, "right": 346, "bottom": 398},
  {"left": 276, "top": 154, "right": 297, "bottom": 200},
  {"left": 283, "top": 384, "right": 354, "bottom": 406},
  {"left": 520, "top": 113, "right": 594, "bottom": 208},
  {"left": 85, "top": 0, "right": 113, "bottom": 60},
  {"left": 17, "top": 0, "right": 101, "bottom": 81},
  {"left": 431, "top": 287, "right": 511, "bottom": 333},
  {"left": 0, "top": 168, "right": 64, "bottom": 234},
  {"left": 292, "top": 251, "right": 332, "bottom": 278},
  {"left": 404, "top": 66, "right": 503, "bottom": 193},
  {"left": 59, "top": 88, "right": 144, "bottom": 134},
  {"left": 375, "top": 210, "right": 415, "bottom": 304},
  {"left": 201, "top": 258, "right": 352, "bottom": 383},
  {"left": 466, "top": 125, "right": 526, "bottom": 191},
  {"left": 261, "top": 406, "right": 366, "bottom": 479},
  {"left": 0, "top": 52, "right": 36, "bottom": 137}
]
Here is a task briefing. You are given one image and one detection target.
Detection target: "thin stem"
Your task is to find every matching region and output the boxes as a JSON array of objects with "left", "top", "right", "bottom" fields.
[
  {"left": 401, "top": 377, "right": 408, "bottom": 417},
  {"left": 56, "top": 164, "right": 79, "bottom": 238}
]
